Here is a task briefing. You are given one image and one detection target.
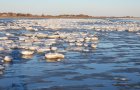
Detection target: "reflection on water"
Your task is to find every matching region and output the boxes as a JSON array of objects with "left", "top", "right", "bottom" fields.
[
  {"left": 46, "top": 59, "right": 64, "bottom": 63},
  {"left": 0, "top": 18, "right": 140, "bottom": 90},
  {"left": 21, "top": 55, "right": 33, "bottom": 59}
]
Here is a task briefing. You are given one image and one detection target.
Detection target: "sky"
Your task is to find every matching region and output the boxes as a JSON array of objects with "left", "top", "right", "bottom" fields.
[{"left": 0, "top": 0, "right": 140, "bottom": 17}]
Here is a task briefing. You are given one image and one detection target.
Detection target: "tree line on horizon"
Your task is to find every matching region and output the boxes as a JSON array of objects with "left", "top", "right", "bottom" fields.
[{"left": 0, "top": 12, "right": 134, "bottom": 18}]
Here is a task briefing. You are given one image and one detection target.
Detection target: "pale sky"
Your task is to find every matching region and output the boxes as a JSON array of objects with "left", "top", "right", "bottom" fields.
[{"left": 0, "top": 0, "right": 140, "bottom": 17}]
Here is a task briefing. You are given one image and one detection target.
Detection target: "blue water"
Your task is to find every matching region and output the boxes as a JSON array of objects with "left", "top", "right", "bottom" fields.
[{"left": 0, "top": 19, "right": 140, "bottom": 90}]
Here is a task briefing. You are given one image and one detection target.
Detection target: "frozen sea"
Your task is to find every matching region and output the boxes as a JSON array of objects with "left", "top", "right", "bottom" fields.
[{"left": 0, "top": 18, "right": 140, "bottom": 90}]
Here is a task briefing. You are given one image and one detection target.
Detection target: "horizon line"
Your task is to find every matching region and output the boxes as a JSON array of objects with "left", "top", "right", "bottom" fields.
[{"left": 0, "top": 12, "right": 139, "bottom": 18}]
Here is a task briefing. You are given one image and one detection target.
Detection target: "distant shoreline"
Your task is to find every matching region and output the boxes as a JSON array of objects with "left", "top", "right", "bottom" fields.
[
  {"left": 0, "top": 16, "right": 139, "bottom": 19},
  {"left": 0, "top": 12, "right": 139, "bottom": 19}
]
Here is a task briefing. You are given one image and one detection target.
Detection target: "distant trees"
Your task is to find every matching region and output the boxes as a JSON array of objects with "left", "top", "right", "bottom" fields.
[
  {"left": 0, "top": 12, "right": 94, "bottom": 18},
  {"left": 0, "top": 12, "right": 135, "bottom": 18},
  {"left": 0, "top": 12, "right": 34, "bottom": 17},
  {"left": 7, "top": 12, "right": 17, "bottom": 16}
]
